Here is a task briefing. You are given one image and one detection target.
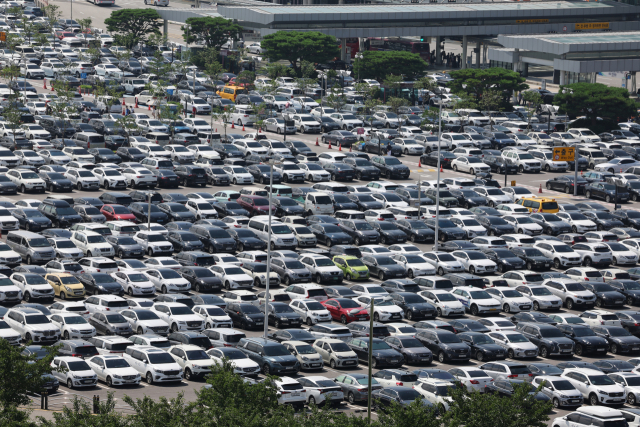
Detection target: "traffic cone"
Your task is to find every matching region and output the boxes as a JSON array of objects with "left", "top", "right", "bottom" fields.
[
  {"left": 258, "top": 128, "right": 261, "bottom": 133},
  {"left": 122, "top": 98, "right": 125, "bottom": 106},
  {"left": 349, "top": 145, "right": 352, "bottom": 152},
  {"left": 51, "top": 83, "right": 54, "bottom": 91},
  {"left": 78, "top": 87, "right": 81, "bottom": 94},
  {"left": 135, "top": 98, "right": 138, "bottom": 109},
  {"left": 440, "top": 164, "right": 443, "bottom": 173},
  {"left": 148, "top": 104, "right": 151, "bottom": 111},
  {"left": 328, "top": 141, "right": 332, "bottom": 149},
  {"left": 242, "top": 125, "right": 245, "bottom": 131},
  {"left": 215, "top": 129, "right": 217, "bottom": 132},
  {"left": 231, "top": 123, "right": 235, "bottom": 129},
  {"left": 338, "top": 143, "right": 342, "bottom": 151},
  {"left": 43, "top": 79, "right": 46, "bottom": 90},
  {"left": 316, "top": 138, "right": 319, "bottom": 146},
  {"left": 538, "top": 184, "right": 543, "bottom": 194},
  {"left": 418, "top": 159, "right": 422, "bottom": 167}
]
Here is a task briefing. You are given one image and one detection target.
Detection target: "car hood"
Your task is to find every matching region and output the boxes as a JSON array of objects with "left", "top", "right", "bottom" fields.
[
  {"left": 371, "top": 349, "right": 403, "bottom": 357},
  {"left": 597, "top": 291, "right": 625, "bottom": 300},
  {"left": 441, "top": 343, "right": 468, "bottom": 351},
  {"left": 577, "top": 336, "right": 608, "bottom": 345},
  {"left": 265, "top": 354, "right": 298, "bottom": 364},
  {"left": 477, "top": 343, "right": 504, "bottom": 352},
  {"left": 611, "top": 335, "right": 640, "bottom": 345}
]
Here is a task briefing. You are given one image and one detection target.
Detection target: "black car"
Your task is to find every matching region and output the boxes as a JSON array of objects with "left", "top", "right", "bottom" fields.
[
  {"left": 88, "top": 148, "right": 121, "bottom": 164},
  {"left": 389, "top": 292, "right": 435, "bottom": 321},
  {"left": 371, "top": 155, "right": 410, "bottom": 179},
  {"left": 322, "top": 130, "right": 358, "bottom": 148},
  {"left": 323, "top": 162, "right": 355, "bottom": 181},
  {"left": 337, "top": 219, "right": 380, "bottom": 246},
  {"left": 226, "top": 228, "right": 266, "bottom": 252},
  {"left": 381, "top": 279, "right": 421, "bottom": 294},
  {"left": 545, "top": 175, "right": 588, "bottom": 195},
  {"left": 483, "top": 154, "right": 518, "bottom": 174},
  {"left": 510, "top": 247, "right": 552, "bottom": 270},
  {"left": 224, "top": 302, "right": 264, "bottom": 330},
  {"left": 37, "top": 172, "right": 73, "bottom": 192},
  {"left": 328, "top": 245, "right": 361, "bottom": 258},
  {"left": 364, "top": 139, "right": 402, "bottom": 156},
  {"left": 129, "top": 190, "right": 163, "bottom": 204},
  {"left": 614, "top": 310, "right": 640, "bottom": 336},
  {"left": 484, "top": 380, "right": 549, "bottom": 401},
  {"left": 383, "top": 336, "right": 433, "bottom": 365},
  {"left": 516, "top": 322, "right": 574, "bottom": 358},
  {"left": 272, "top": 197, "right": 305, "bottom": 218},
  {"left": 449, "top": 189, "right": 488, "bottom": 209},
  {"left": 174, "top": 165, "right": 207, "bottom": 187},
  {"left": 309, "top": 223, "right": 352, "bottom": 247},
  {"left": 370, "top": 221, "right": 408, "bottom": 245},
  {"left": 475, "top": 215, "right": 515, "bottom": 236},
  {"left": 213, "top": 201, "right": 249, "bottom": 218},
  {"left": 439, "top": 241, "right": 481, "bottom": 253},
  {"left": 342, "top": 157, "right": 381, "bottom": 181},
  {"left": 609, "top": 281, "right": 640, "bottom": 307},
  {"left": 510, "top": 312, "right": 557, "bottom": 326},
  {"left": 483, "top": 131, "right": 516, "bottom": 149},
  {"left": 12, "top": 208, "right": 52, "bottom": 231},
  {"left": 128, "top": 202, "right": 169, "bottom": 224},
  {"left": 395, "top": 219, "right": 435, "bottom": 243},
  {"left": 324, "top": 286, "right": 358, "bottom": 299},
  {"left": 179, "top": 267, "right": 223, "bottom": 293},
  {"left": 414, "top": 329, "right": 470, "bottom": 363},
  {"left": 585, "top": 182, "right": 629, "bottom": 203},
  {"left": 612, "top": 209, "right": 640, "bottom": 229},
  {"left": 153, "top": 170, "right": 180, "bottom": 188},
  {"left": 316, "top": 116, "right": 341, "bottom": 133},
  {"left": 394, "top": 188, "right": 432, "bottom": 207},
  {"left": 167, "top": 230, "right": 205, "bottom": 252},
  {"left": 268, "top": 329, "right": 316, "bottom": 344},
  {"left": 328, "top": 194, "right": 359, "bottom": 211},
  {"left": 78, "top": 273, "right": 124, "bottom": 296},
  {"left": 593, "top": 359, "right": 635, "bottom": 374},
  {"left": 116, "top": 147, "right": 146, "bottom": 163},
  {"left": 481, "top": 248, "right": 525, "bottom": 273},
  {"left": 283, "top": 140, "right": 313, "bottom": 156},
  {"left": 192, "top": 225, "right": 237, "bottom": 254},
  {"left": 581, "top": 282, "right": 626, "bottom": 308},
  {"left": 420, "top": 151, "right": 458, "bottom": 169},
  {"left": 204, "top": 167, "right": 231, "bottom": 186},
  {"left": 526, "top": 363, "right": 564, "bottom": 377},
  {"left": 347, "top": 337, "right": 404, "bottom": 368},
  {"left": 260, "top": 302, "right": 303, "bottom": 328},
  {"left": 449, "top": 320, "right": 490, "bottom": 334},
  {"left": 246, "top": 164, "right": 282, "bottom": 185},
  {"left": 458, "top": 332, "right": 505, "bottom": 361},
  {"left": 347, "top": 193, "right": 384, "bottom": 211},
  {"left": 37, "top": 199, "right": 82, "bottom": 228},
  {"left": 424, "top": 218, "right": 467, "bottom": 241},
  {"left": 580, "top": 211, "right": 623, "bottom": 231},
  {"left": 157, "top": 202, "right": 197, "bottom": 223},
  {"left": 556, "top": 324, "right": 609, "bottom": 356},
  {"left": 591, "top": 325, "right": 640, "bottom": 354},
  {"left": 529, "top": 213, "right": 573, "bottom": 236}
]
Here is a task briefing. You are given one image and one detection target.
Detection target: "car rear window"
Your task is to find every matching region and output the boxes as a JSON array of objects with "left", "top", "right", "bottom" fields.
[
  {"left": 307, "top": 289, "right": 327, "bottom": 297},
  {"left": 74, "top": 345, "right": 98, "bottom": 355}
]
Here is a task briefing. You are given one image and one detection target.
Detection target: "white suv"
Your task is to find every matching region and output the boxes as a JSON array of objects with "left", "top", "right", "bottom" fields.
[
  {"left": 51, "top": 356, "right": 98, "bottom": 389},
  {"left": 10, "top": 272, "right": 54, "bottom": 302},
  {"left": 70, "top": 231, "right": 115, "bottom": 257},
  {"left": 6, "top": 169, "right": 46, "bottom": 192},
  {"left": 568, "top": 128, "right": 601, "bottom": 143},
  {"left": 124, "top": 346, "right": 183, "bottom": 384},
  {"left": 168, "top": 344, "right": 215, "bottom": 380},
  {"left": 64, "top": 168, "right": 101, "bottom": 190},
  {"left": 553, "top": 408, "right": 628, "bottom": 427},
  {"left": 561, "top": 368, "right": 625, "bottom": 406},
  {"left": 289, "top": 299, "right": 332, "bottom": 325},
  {"left": 192, "top": 305, "right": 232, "bottom": 329},
  {"left": 151, "top": 302, "right": 204, "bottom": 332},
  {"left": 120, "top": 308, "right": 170, "bottom": 336},
  {"left": 299, "top": 254, "right": 344, "bottom": 284},
  {"left": 5, "top": 307, "right": 60, "bottom": 344}
]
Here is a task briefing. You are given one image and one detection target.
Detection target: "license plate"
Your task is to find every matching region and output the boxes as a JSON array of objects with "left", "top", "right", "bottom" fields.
[
  {"left": 345, "top": 361, "right": 357, "bottom": 365},
  {"left": 598, "top": 348, "right": 606, "bottom": 351},
  {"left": 197, "top": 175, "right": 204, "bottom": 177},
  {"left": 544, "top": 264, "right": 550, "bottom": 267},
  {"left": 561, "top": 349, "right": 571, "bottom": 353},
  {"left": 292, "top": 392, "right": 300, "bottom": 396},
  {"left": 521, "top": 306, "right": 531, "bottom": 309},
  {"left": 490, "top": 308, "right": 497, "bottom": 311},
  {"left": 391, "top": 360, "right": 399, "bottom": 363},
  {"left": 421, "top": 358, "right": 430, "bottom": 362},
  {"left": 358, "top": 316, "right": 367, "bottom": 320},
  {"left": 634, "top": 348, "right": 639, "bottom": 351},
  {"left": 255, "top": 322, "right": 263, "bottom": 325},
  {"left": 333, "top": 277, "right": 340, "bottom": 281},
  {"left": 458, "top": 354, "right": 466, "bottom": 358},
  {"left": 311, "top": 364, "right": 321, "bottom": 367}
]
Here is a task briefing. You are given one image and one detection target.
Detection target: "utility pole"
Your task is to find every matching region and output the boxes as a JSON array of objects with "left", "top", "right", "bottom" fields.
[
  {"left": 367, "top": 298, "right": 375, "bottom": 425},
  {"left": 434, "top": 100, "right": 442, "bottom": 251}
]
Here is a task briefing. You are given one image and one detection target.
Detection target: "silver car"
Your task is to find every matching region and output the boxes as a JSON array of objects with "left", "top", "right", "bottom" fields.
[
  {"left": 532, "top": 375, "right": 583, "bottom": 408},
  {"left": 263, "top": 118, "right": 296, "bottom": 134}
]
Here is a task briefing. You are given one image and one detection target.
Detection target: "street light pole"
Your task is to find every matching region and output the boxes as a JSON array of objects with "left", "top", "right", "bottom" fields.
[
  {"left": 367, "top": 297, "right": 375, "bottom": 425},
  {"left": 147, "top": 193, "right": 151, "bottom": 231},
  {"left": 263, "top": 159, "right": 281, "bottom": 339},
  {"left": 434, "top": 100, "right": 442, "bottom": 251}
]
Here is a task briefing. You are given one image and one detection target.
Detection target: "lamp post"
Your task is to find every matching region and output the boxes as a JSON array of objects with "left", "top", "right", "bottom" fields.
[
  {"left": 263, "top": 158, "right": 283, "bottom": 339},
  {"left": 434, "top": 99, "right": 442, "bottom": 251}
]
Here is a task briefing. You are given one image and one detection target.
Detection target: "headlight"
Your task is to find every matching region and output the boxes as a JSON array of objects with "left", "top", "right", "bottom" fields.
[
  {"left": 64, "top": 286, "right": 71, "bottom": 292},
  {"left": 178, "top": 321, "right": 186, "bottom": 324},
  {"left": 113, "top": 375, "right": 122, "bottom": 379},
  {"left": 598, "top": 390, "right": 609, "bottom": 396},
  {"left": 70, "top": 329, "right": 79, "bottom": 333}
]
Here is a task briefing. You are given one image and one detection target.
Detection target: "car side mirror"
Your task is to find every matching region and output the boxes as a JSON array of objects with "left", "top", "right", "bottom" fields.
[
  {"left": 434, "top": 340, "right": 439, "bottom": 344},
  {"left": 327, "top": 349, "right": 332, "bottom": 354},
  {"left": 259, "top": 352, "right": 263, "bottom": 356}
]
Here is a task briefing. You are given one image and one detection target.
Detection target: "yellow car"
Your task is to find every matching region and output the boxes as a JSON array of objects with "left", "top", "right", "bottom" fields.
[
  {"left": 45, "top": 273, "right": 85, "bottom": 299},
  {"left": 333, "top": 255, "right": 370, "bottom": 281}
]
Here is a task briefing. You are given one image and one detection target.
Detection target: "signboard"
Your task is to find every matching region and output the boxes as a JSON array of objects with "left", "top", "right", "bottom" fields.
[
  {"left": 576, "top": 22, "right": 609, "bottom": 30},
  {"left": 80, "top": 73, "right": 87, "bottom": 79},
  {"left": 166, "top": 89, "right": 174, "bottom": 95},
  {"left": 553, "top": 147, "right": 575, "bottom": 162},
  {"left": 516, "top": 19, "right": 549, "bottom": 24},
  {"left": 356, "top": 128, "right": 365, "bottom": 135},
  {"left": 0, "top": 32, "right": 5, "bottom": 42}
]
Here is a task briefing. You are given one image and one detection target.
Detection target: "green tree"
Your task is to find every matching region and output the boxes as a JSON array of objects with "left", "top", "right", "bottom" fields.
[
  {"left": 261, "top": 31, "right": 340, "bottom": 78},
  {"left": 259, "top": 63, "right": 294, "bottom": 80},
  {"left": 479, "top": 89, "right": 504, "bottom": 130},
  {"left": 236, "top": 70, "right": 256, "bottom": 86},
  {"left": 326, "top": 87, "right": 347, "bottom": 112},
  {"left": 104, "top": 9, "right": 162, "bottom": 48},
  {"left": 443, "top": 381, "right": 552, "bottom": 427},
  {"left": 182, "top": 17, "right": 242, "bottom": 51},
  {"left": 414, "top": 76, "right": 438, "bottom": 105},
  {"left": 353, "top": 51, "right": 428, "bottom": 81},
  {"left": 387, "top": 97, "right": 409, "bottom": 128},
  {"left": 42, "top": 4, "right": 61, "bottom": 21},
  {"left": 522, "top": 90, "right": 543, "bottom": 130},
  {"left": 448, "top": 67, "right": 528, "bottom": 109},
  {"left": 376, "top": 398, "right": 441, "bottom": 427},
  {"left": 553, "top": 82, "right": 639, "bottom": 127},
  {"left": 77, "top": 17, "right": 92, "bottom": 34},
  {"left": 37, "top": 393, "right": 128, "bottom": 427}
]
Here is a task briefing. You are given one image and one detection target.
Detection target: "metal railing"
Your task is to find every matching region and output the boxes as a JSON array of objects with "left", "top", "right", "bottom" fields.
[{"left": 27, "top": 391, "right": 136, "bottom": 415}]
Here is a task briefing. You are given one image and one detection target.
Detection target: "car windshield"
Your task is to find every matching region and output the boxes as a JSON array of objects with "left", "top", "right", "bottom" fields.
[
  {"left": 439, "top": 334, "right": 461, "bottom": 344},
  {"left": 588, "top": 375, "right": 615, "bottom": 386},
  {"left": 147, "top": 352, "right": 175, "bottom": 364},
  {"left": 263, "top": 345, "right": 291, "bottom": 356},
  {"left": 346, "top": 259, "right": 365, "bottom": 267},
  {"left": 609, "top": 328, "right": 632, "bottom": 337},
  {"left": 506, "top": 334, "right": 529, "bottom": 343},
  {"left": 25, "top": 315, "right": 50, "bottom": 325},
  {"left": 63, "top": 316, "right": 87, "bottom": 325},
  {"left": 28, "top": 238, "right": 50, "bottom": 248},
  {"left": 67, "top": 361, "right": 91, "bottom": 371},
  {"left": 169, "top": 307, "right": 194, "bottom": 315},
  {"left": 135, "top": 311, "right": 159, "bottom": 320}
]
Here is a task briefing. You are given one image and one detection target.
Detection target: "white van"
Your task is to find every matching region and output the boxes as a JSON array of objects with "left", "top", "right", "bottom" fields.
[
  {"left": 248, "top": 218, "right": 298, "bottom": 250},
  {"left": 304, "top": 192, "right": 334, "bottom": 216}
]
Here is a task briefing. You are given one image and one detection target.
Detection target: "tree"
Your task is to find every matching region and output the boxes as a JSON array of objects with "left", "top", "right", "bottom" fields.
[
  {"left": 522, "top": 90, "right": 543, "bottom": 130},
  {"left": 259, "top": 63, "right": 293, "bottom": 80},
  {"left": 42, "top": 4, "right": 61, "bottom": 22},
  {"left": 479, "top": 89, "right": 503, "bottom": 130},
  {"left": 77, "top": 17, "right": 92, "bottom": 34},
  {"left": 182, "top": 17, "right": 242, "bottom": 51},
  {"left": 376, "top": 398, "right": 441, "bottom": 427},
  {"left": 0, "top": 340, "right": 58, "bottom": 422},
  {"left": 443, "top": 381, "right": 552, "bottom": 427},
  {"left": 352, "top": 51, "right": 428, "bottom": 82},
  {"left": 553, "top": 82, "right": 639, "bottom": 127},
  {"left": 448, "top": 67, "right": 528, "bottom": 109},
  {"left": 37, "top": 394, "right": 128, "bottom": 427},
  {"left": 104, "top": 9, "right": 162, "bottom": 48},
  {"left": 261, "top": 31, "right": 340, "bottom": 78},
  {"left": 414, "top": 76, "right": 438, "bottom": 105},
  {"left": 387, "top": 97, "right": 409, "bottom": 128},
  {"left": 326, "top": 87, "right": 347, "bottom": 112}
]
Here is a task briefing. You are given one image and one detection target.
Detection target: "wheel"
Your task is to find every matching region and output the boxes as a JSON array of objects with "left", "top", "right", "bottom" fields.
[
  {"left": 503, "top": 303, "right": 510, "bottom": 313},
  {"left": 526, "top": 262, "right": 533, "bottom": 270},
  {"left": 341, "top": 315, "right": 347, "bottom": 324},
  {"left": 469, "top": 266, "right": 475, "bottom": 275},
  {"left": 629, "top": 296, "right": 635, "bottom": 306},
  {"left": 162, "top": 285, "right": 168, "bottom": 294},
  {"left": 275, "top": 320, "right": 282, "bottom": 329},
  {"left": 118, "top": 250, "right": 124, "bottom": 259},
  {"left": 408, "top": 269, "right": 414, "bottom": 279},
  {"left": 518, "top": 165, "right": 524, "bottom": 173},
  {"left": 533, "top": 301, "right": 540, "bottom": 311},
  {"left": 307, "top": 317, "right": 313, "bottom": 326},
  {"left": 130, "top": 180, "right": 136, "bottom": 188},
  {"left": 470, "top": 168, "right": 475, "bottom": 175},
  {"left": 48, "top": 184, "right": 53, "bottom": 192},
  {"left": 348, "top": 392, "right": 355, "bottom": 404},
  {"left": 373, "top": 313, "right": 380, "bottom": 322},
  {"left": 406, "top": 311, "right": 413, "bottom": 320},
  {"left": 59, "top": 291, "right": 66, "bottom": 300},
  {"left": 438, "top": 267, "right": 445, "bottom": 276},
  {"left": 20, "top": 184, "right": 25, "bottom": 193},
  {"left": 575, "top": 344, "right": 583, "bottom": 356},
  {"left": 554, "top": 259, "right": 561, "bottom": 269},
  {"left": 590, "top": 393, "right": 599, "bottom": 406},
  {"left": 309, "top": 396, "right": 316, "bottom": 406},
  {"left": 507, "top": 349, "right": 514, "bottom": 359},
  {"left": 437, "top": 308, "right": 443, "bottom": 317},
  {"left": 497, "top": 264, "right": 504, "bottom": 273},
  {"left": 146, "top": 373, "right": 153, "bottom": 384},
  {"left": 184, "top": 368, "right": 192, "bottom": 380},
  {"left": 613, "top": 257, "right": 618, "bottom": 266},
  {"left": 553, "top": 398, "right": 560, "bottom": 409},
  {"left": 476, "top": 351, "right": 484, "bottom": 361},
  {"left": 147, "top": 249, "right": 154, "bottom": 257},
  {"left": 566, "top": 299, "right": 574, "bottom": 310},
  {"left": 171, "top": 323, "right": 179, "bottom": 332},
  {"left": 346, "top": 273, "right": 352, "bottom": 281},
  {"left": 635, "top": 194, "right": 640, "bottom": 202},
  {"left": 67, "top": 379, "right": 73, "bottom": 389},
  {"left": 330, "top": 359, "right": 337, "bottom": 369},
  {"left": 24, "top": 292, "right": 31, "bottom": 302},
  {"left": 565, "top": 186, "right": 571, "bottom": 194},
  {"left": 107, "top": 376, "right": 113, "bottom": 387},
  {"left": 63, "top": 331, "right": 70, "bottom": 340},
  {"left": 378, "top": 271, "right": 385, "bottom": 280},
  {"left": 545, "top": 165, "right": 550, "bottom": 172},
  {"left": 606, "top": 195, "right": 612, "bottom": 203},
  {"left": 137, "top": 327, "right": 144, "bottom": 335},
  {"left": 611, "top": 344, "right": 618, "bottom": 354},
  {"left": 586, "top": 191, "right": 591, "bottom": 199},
  {"left": 584, "top": 258, "right": 593, "bottom": 267},
  {"left": 540, "top": 346, "right": 549, "bottom": 358},
  {"left": 438, "top": 352, "right": 446, "bottom": 363},
  {"left": 453, "top": 165, "right": 458, "bottom": 172},
  {"left": 470, "top": 305, "right": 479, "bottom": 316},
  {"left": 629, "top": 394, "right": 637, "bottom": 405},
  {"left": 372, "top": 358, "right": 379, "bottom": 369},
  {"left": 26, "top": 256, "right": 32, "bottom": 265}
]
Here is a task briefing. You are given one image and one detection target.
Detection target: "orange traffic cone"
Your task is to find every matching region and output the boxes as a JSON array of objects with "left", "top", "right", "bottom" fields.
[
  {"left": 122, "top": 98, "right": 125, "bottom": 106},
  {"left": 78, "top": 87, "right": 81, "bottom": 94},
  {"left": 215, "top": 129, "right": 217, "bottom": 132},
  {"left": 349, "top": 145, "right": 352, "bottom": 152},
  {"left": 316, "top": 138, "right": 319, "bottom": 146},
  {"left": 135, "top": 98, "right": 138, "bottom": 109},
  {"left": 51, "top": 83, "right": 54, "bottom": 91},
  {"left": 242, "top": 125, "right": 245, "bottom": 131},
  {"left": 539, "top": 184, "right": 542, "bottom": 194},
  {"left": 258, "top": 128, "right": 261, "bottom": 133},
  {"left": 328, "top": 141, "right": 332, "bottom": 149},
  {"left": 148, "top": 104, "right": 151, "bottom": 111},
  {"left": 231, "top": 123, "right": 235, "bottom": 129},
  {"left": 440, "top": 165, "right": 443, "bottom": 173},
  {"left": 43, "top": 79, "right": 46, "bottom": 90},
  {"left": 338, "top": 143, "right": 342, "bottom": 151},
  {"left": 418, "top": 159, "right": 422, "bottom": 167}
]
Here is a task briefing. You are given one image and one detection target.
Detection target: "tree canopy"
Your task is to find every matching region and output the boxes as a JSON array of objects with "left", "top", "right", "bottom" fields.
[
  {"left": 553, "top": 82, "right": 639, "bottom": 126},
  {"left": 182, "top": 17, "right": 243, "bottom": 51},
  {"left": 261, "top": 31, "right": 340, "bottom": 78},
  {"left": 352, "top": 51, "right": 427, "bottom": 82},
  {"left": 448, "top": 68, "right": 528, "bottom": 110},
  {"left": 104, "top": 9, "right": 162, "bottom": 48}
]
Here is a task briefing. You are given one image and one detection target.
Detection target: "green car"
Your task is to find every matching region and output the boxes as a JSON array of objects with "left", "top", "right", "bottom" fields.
[
  {"left": 425, "top": 188, "right": 458, "bottom": 208},
  {"left": 333, "top": 255, "right": 370, "bottom": 281},
  {"left": 292, "top": 186, "right": 313, "bottom": 204}
]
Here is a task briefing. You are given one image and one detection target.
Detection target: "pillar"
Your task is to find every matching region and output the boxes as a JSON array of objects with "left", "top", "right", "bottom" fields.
[
  {"left": 340, "top": 39, "right": 347, "bottom": 62},
  {"left": 559, "top": 70, "right": 565, "bottom": 86},
  {"left": 512, "top": 48, "right": 519, "bottom": 73},
  {"left": 461, "top": 36, "right": 468, "bottom": 69},
  {"left": 358, "top": 37, "right": 365, "bottom": 54},
  {"left": 435, "top": 36, "right": 442, "bottom": 66},
  {"left": 163, "top": 19, "right": 168, "bottom": 39},
  {"left": 631, "top": 72, "right": 637, "bottom": 94},
  {"left": 475, "top": 41, "right": 480, "bottom": 68}
]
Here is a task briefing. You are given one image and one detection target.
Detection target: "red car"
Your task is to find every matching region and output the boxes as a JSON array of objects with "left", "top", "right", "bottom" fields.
[
  {"left": 321, "top": 298, "right": 370, "bottom": 324},
  {"left": 100, "top": 204, "right": 136, "bottom": 222},
  {"left": 236, "top": 195, "right": 276, "bottom": 217}
]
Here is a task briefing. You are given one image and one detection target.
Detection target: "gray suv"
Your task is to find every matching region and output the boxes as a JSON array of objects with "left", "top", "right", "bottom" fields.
[
  {"left": 236, "top": 337, "right": 300, "bottom": 376},
  {"left": 516, "top": 322, "right": 574, "bottom": 358},
  {"left": 270, "top": 257, "right": 312, "bottom": 286}
]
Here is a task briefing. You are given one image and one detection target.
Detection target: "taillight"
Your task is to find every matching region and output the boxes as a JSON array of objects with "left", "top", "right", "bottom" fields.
[
  {"left": 585, "top": 278, "right": 590, "bottom": 281},
  {"left": 507, "top": 374, "right": 518, "bottom": 378},
  {"left": 396, "top": 382, "right": 403, "bottom": 386},
  {"left": 469, "top": 380, "right": 480, "bottom": 384}
]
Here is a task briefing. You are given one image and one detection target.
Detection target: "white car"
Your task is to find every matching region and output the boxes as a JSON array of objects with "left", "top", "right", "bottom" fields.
[
  {"left": 299, "top": 254, "right": 343, "bottom": 284},
  {"left": 6, "top": 169, "right": 45, "bottom": 193},
  {"left": 421, "top": 252, "right": 465, "bottom": 275},
  {"left": 70, "top": 231, "right": 114, "bottom": 257},
  {"left": 183, "top": 118, "right": 212, "bottom": 134},
  {"left": 84, "top": 295, "right": 128, "bottom": 314},
  {"left": 210, "top": 263, "right": 254, "bottom": 290},
  {"left": 145, "top": 268, "right": 191, "bottom": 294},
  {"left": 86, "top": 355, "right": 141, "bottom": 387},
  {"left": 450, "top": 217, "right": 488, "bottom": 238},
  {"left": 111, "top": 270, "right": 155, "bottom": 297},
  {"left": 488, "top": 331, "right": 539, "bottom": 359},
  {"left": 121, "top": 167, "right": 156, "bottom": 188},
  {"left": 185, "top": 200, "right": 218, "bottom": 220},
  {"left": 164, "top": 144, "right": 196, "bottom": 163},
  {"left": 413, "top": 378, "right": 457, "bottom": 411},
  {"left": 450, "top": 251, "right": 497, "bottom": 275},
  {"left": 451, "top": 157, "right": 491, "bottom": 175},
  {"left": 123, "top": 346, "right": 183, "bottom": 384},
  {"left": 65, "top": 168, "right": 100, "bottom": 190},
  {"left": 120, "top": 308, "right": 169, "bottom": 335},
  {"left": 10, "top": 272, "right": 54, "bottom": 302},
  {"left": 569, "top": 244, "right": 612, "bottom": 269},
  {"left": 579, "top": 309, "right": 622, "bottom": 327},
  {"left": 206, "top": 347, "right": 261, "bottom": 376},
  {"left": 532, "top": 242, "right": 582, "bottom": 269},
  {"left": 192, "top": 305, "right": 232, "bottom": 329},
  {"left": 353, "top": 295, "right": 404, "bottom": 322},
  {"left": 449, "top": 367, "right": 494, "bottom": 393},
  {"left": 297, "top": 375, "right": 344, "bottom": 406},
  {"left": 502, "top": 216, "right": 543, "bottom": 235},
  {"left": 608, "top": 373, "right": 640, "bottom": 406},
  {"left": 515, "top": 285, "right": 563, "bottom": 311},
  {"left": 222, "top": 165, "right": 254, "bottom": 185},
  {"left": 602, "top": 242, "right": 639, "bottom": 266},
  {"left": 389, "top": 253, "right": 436, "bottom": 278},
  {"left": 418, "top": 289, "right": 465, "bottom": 317},
  {"left": 92, "top": 168, "right": 127, "bottom": 190},
  {"left": 594, "top": 158, "right": 640, "bottom": 173},
  {"left": 556, "top": 212, "right": 598, "bottom": 233},
  {"left": 297, "top": 162, "right": 330, "bottom": 182},
  {"left": 393, "top": 138, "right": 425, "bottom": 156},
  {"left": 21, "top": 123, "right": 51, "bottom": 140},
  {"left": 485, "top": 288, "right": 532, "bottom": 313},
  {"left": 62, "top": 147, "right": 95, "bottom": 163},
  {"left": 561, "top": 368, "right": 626, "bottom": 406},
  {"left": 135, "top": 119, "right": 168, "bottom": 134},
  {"left": 51, "top": 356, "right": 98, "bottom": 389},
  {"left": 152, "top": 302, "right": 204, "bottom": 332},
  {"left": 289, "top": 299, "right": 332, "bottom": 325},
  {"left": 186, "top": 144, "right": 222, "bottom": 161},
  {"left": 348, "top": 283, "right": 389, "bottom": 297},
  {"left": 476, "top": 317, "right": 517, "bottom": 332},
  {"left": 168, "top": 344, "right": 215, "bottom": 380},
  {"left": 49, "top": 313, "right": 96, "bottom": 340},
  {"left": 133, "top": 232, "right": 173, "bottom": 256},
  {"left": 451, "top": 287, "right": 501, "bottom": 315}
]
